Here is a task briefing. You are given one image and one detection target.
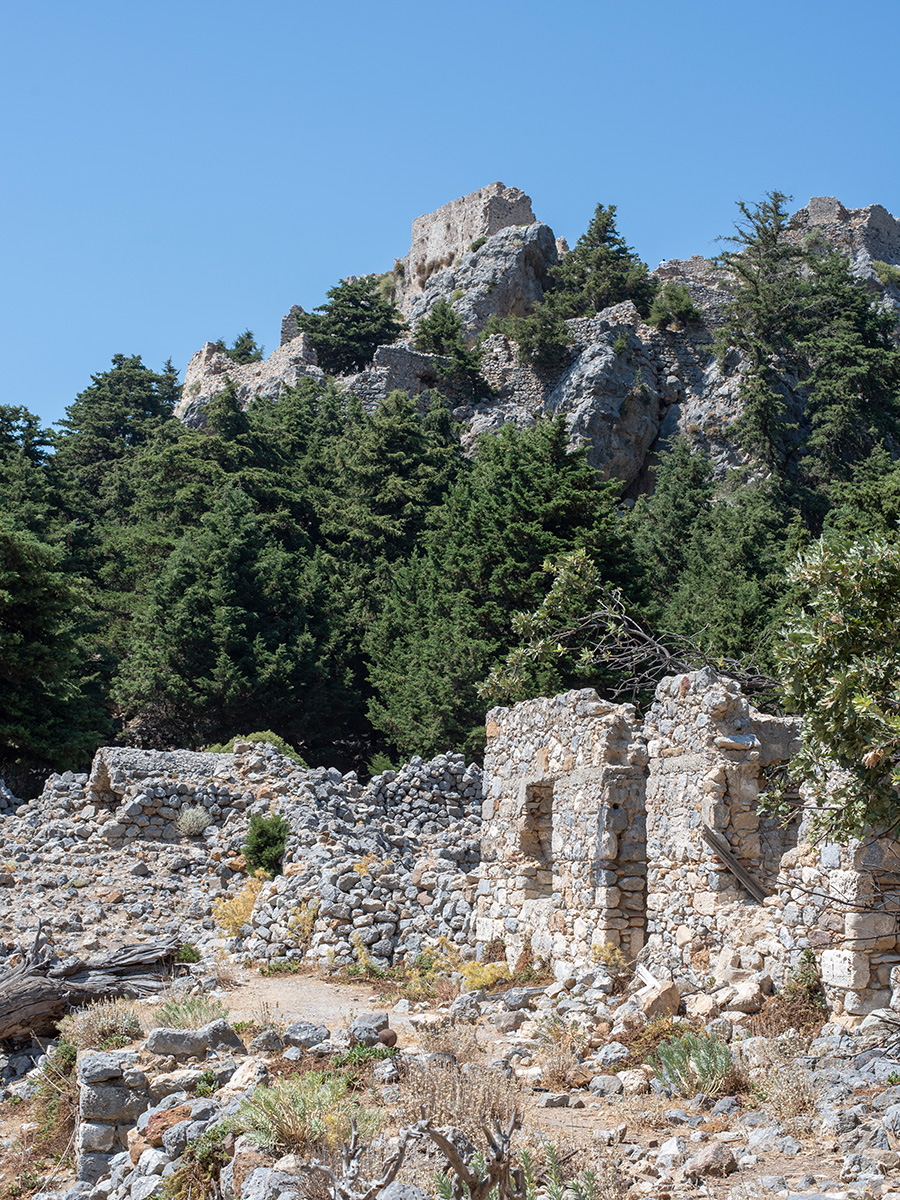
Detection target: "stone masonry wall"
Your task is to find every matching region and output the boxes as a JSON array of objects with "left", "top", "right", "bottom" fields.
[
  {"left": 642, "top": 671, "right": 801, "bottom": 983},
  {"left": 476, "top": 690, "right": 648, "bottom": 970},
  {"left": 398, "top": 182, "right": 536, "bottom": 305},
  {"left": 478, "top": 670, "right": 900, "bottom": 1021}
]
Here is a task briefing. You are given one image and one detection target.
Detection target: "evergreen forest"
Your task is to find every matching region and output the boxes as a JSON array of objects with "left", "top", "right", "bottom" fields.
[{"left": 5, "top": 193, "right": 900, "bottom": 795}]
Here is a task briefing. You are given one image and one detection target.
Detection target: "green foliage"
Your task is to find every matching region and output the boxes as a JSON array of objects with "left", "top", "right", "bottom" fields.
[
  {"left": 366, "top": 751, "right": 397, "bottom": 776},
  {"left": 367, "top": 417, "right": 637, "bottom": 758},
  {"left": 470, "top": 236, "right": 487, "bottom": 253},
  {"left": 873, "top": 260, "right": 900, "bottom": 287},
  {"left": 297, "top": 275, "right": 407, "bottom": 375},
  {"left": 612, "top": 333, "right": 629, "bottom": 356},
  {"left": 162, "top": 1127, "right": 231, "bottom": 1200},
  {"left": 648, "top": 282, "right": 701, "bottom": 329},
  {"left": 176, "top": 943, "right": 201, "bottom": 963},
  {"left": 549, "top": 202, "right": 659, "bottom": 319},
  {"left": 715, "top": 191, "right": 803, "bottom": 467},
  {"left": 415, "top": 299, "right": 485, "bottom": 395},
  {"left": 243, "top": 811, "right": 291, "bottom": 877},
  {"left": 650, "top": 1030, "right": 733, "bottom": 1097},
  {"left": 212, "top": 329, "right": 264, "bottom": 364},
  {"left": 0, "top": 519, "right": 107, "bottom": 767},
  {"left": 232, "top": 1072, "right": 381, "bottom": 1154},
  {"left": 772, "top": 536, "right": 900, "bottom": 840},
  {"left": 489, "top": 305, "right": 571, "bottom": 369},
  {"left": 206, "top": 731, "right": 307, "bottom": 765}
]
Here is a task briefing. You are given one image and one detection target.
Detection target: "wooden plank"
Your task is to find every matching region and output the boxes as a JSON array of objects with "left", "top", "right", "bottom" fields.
[{"left": 701, "top": 823, "right": 767, "bottom": 904}]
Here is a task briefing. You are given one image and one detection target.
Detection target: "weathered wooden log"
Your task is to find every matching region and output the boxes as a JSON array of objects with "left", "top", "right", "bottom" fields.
[{"left": 0, "top": 926, "right": 180, "bottom": 1039}]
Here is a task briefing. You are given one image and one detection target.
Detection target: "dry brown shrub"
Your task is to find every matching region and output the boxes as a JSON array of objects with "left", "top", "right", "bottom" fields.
[
  {"left": 536, "top": 1015, "right": 589, "bottom": 1090},
  {"left": 617, "top": 1015, "right": 693, "bottom": 1067},
  {"left": 418, "top": 1016, "right": 482, "bottom": 1064},
  {"left": 398, "top": 1060, "right": 522, "bottom": 1141},
  {"left": 757, "top": 1064, "right": 819, "bottom": 1121},
  {"left": 747, "top": 991, "right": 827, "bottom": 1041}
]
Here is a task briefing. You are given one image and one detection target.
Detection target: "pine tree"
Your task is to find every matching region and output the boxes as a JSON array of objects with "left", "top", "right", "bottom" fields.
[
  {"left": 297, "top": 276, "right": 407, "bottom": 375},
  {"left": 715, "top": 192, "right": 804, "bottom": 468},
  {"left": 113, "top": 485, "right": 340, "bottom": 749},
  {"left": 799, "top": 249, "right": 900, "bottom": 486},
  {"left": 0, "top": 520, "right": 107, "bottom": 767},
  {"left": 548, "top": 202, "right": 658, "bottom": 319},
  {"left": 365, "top": 417, "right": 635, "bottom": 758}
]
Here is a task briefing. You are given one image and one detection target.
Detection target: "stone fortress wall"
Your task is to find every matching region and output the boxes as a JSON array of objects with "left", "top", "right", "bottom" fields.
[
  {"left": 397, "top": 182, "right": 536, "bottom": 304},
  {"left": 477, "top": 670, "right": 900, "bottom": 1021}
]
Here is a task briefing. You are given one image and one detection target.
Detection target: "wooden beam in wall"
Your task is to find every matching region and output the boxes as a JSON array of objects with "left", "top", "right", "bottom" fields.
[{"left": 700, "top": 823, "right": 768, "bottom": 904}]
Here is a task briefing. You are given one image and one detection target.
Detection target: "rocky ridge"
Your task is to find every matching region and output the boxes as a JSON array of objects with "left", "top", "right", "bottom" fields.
[{"left": 174, "top": 186, "right": 900, "bottom": 488}]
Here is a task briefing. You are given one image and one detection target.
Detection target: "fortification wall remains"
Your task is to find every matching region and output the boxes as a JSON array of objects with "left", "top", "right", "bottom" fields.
[
  {"left": 478, "top": 670, "right": 900, "bottom": 1020},
  {"left": 398, "top": 182, "right": 536, "bottom": 305}
]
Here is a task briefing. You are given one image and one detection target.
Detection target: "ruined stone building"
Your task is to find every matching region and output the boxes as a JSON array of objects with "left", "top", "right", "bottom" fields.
[{"left": 476, "top": 669, "right": 900, "bottom": 1020}]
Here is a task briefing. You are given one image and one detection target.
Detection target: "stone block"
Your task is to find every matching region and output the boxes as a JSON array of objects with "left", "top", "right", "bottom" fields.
[
  {"left": 79, "top": 1085, "right": 147, "bottom": 1123},
  {"left": 640, "top": 981, "right": 680, "bottom": 1019},
  {"left": 77, "top": 1122, "right": 117, "bottom": 1153},
  {"left": 821, "top": 949, "right": 870, "bottom": 990}
]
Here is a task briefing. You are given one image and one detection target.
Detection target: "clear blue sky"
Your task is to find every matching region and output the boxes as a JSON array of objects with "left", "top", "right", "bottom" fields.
[{"left": 3, "top": 0, "right": 899, "bottom": 428}]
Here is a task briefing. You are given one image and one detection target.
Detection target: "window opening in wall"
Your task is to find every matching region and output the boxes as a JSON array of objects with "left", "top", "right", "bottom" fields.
[{"left": 520, "top": 782, "right": 553, "bottom": 898}]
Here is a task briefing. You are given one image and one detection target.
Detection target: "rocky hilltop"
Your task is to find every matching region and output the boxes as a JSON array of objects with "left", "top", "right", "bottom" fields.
[{"left": 174, "top": 184, "right": 900, "bottom": 490}]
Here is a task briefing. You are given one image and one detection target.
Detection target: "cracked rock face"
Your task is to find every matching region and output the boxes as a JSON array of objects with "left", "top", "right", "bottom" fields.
[{"left": 404, "top": 222, "right": 558, "bottom": 337}]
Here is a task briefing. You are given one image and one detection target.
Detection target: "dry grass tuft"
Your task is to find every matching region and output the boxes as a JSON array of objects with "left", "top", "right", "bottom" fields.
[
  {"left": 232, "top": 1071, "right": 381, "bottom": 1155},
  {"left": 58, "top": 997, "right": 142, "bottom": 1050},
  {"left": 418, "top": 1016, "right": 482, "bottom": 1064},
  {"left": 150, "top": 991, "right": 230, "bottom": 1029},
  {"left": 398, "top": 1059, "right": 522, "bottom": 1142},
  {"left": 212, "top": 869, "right": 269, "bottom": 937},
  {"left": 755, "top": 1063, "right": 819, "bottom": 1121},
  {"left": 536, "top": 1015, "right": 590, "bottom": 1090}
]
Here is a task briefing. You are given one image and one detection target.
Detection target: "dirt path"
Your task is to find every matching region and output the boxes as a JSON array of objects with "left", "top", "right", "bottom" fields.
[{"left": 196, "top": 967, "right": 420, "bottom": 1039}]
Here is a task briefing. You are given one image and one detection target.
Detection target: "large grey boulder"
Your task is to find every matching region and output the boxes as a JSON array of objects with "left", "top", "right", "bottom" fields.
[
  {"left": 406, "top": 223, "right": 558, "bottom": 337},
  {"left": 283, "top": 1021, "right": 330, "bottom": 1049}
]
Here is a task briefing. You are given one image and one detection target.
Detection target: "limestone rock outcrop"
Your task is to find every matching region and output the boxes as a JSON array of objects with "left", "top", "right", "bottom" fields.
[
  {"left": 788, "top": 195, "right": 900, "bottom": 312},
  {"left": 404, "top": 221, "right": 558, "bottom": 336},
  {"left": 396, "top": 181, "right": 536, "bottom": 307},
  {"left": 174, "top": 335, "right": 325, "bottom": 429},
  {"left": 174, "top": 188, "right": 900, "bottom": 489}
]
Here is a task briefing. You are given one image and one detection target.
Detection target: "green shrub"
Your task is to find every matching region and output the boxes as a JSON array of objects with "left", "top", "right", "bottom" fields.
[
  {"left": 874, "top": 260, "right": 900, "bottom": 287},
  {"left": 648, "top": 282, "right": 702, "bottom": 330},
  {"left": 232, "top": 1072, "right": 381, "bottom": 1154},
  {"left": 206, "top": 731, "right": 307, "bottom": 766},
  {"left": 244, "top": 812, "right": 291, "bottom": 877},
  {"left": 488, "top": 306, "right": 570, "bottom": 369},
  {"left": 211, "top": 330, "right": 264, "bottom": 364},
  {"left": 177, "top": 943, "right": 201, "bottom": 963},
  {"left": 163, "top": 1127, "right": 230, "bottom": 1200},
  {"left": 612, "top": 333, "right": 629, "bottom": 356},
  {"left": 367, "top": 751, "right": 397, "bottom": 776},
  {"left": 470, "top": 237, "right": 487, "bottom": 253},
  {"left": 650, "top": 1030, "right": 733, "bottom": 1097}
]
